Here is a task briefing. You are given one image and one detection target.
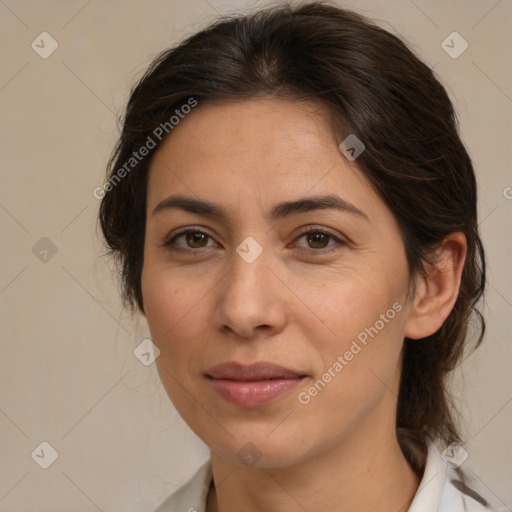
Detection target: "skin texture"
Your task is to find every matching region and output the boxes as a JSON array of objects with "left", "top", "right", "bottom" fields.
[{"left": 141, "top": 99, "right": 467, "bottom": 512}]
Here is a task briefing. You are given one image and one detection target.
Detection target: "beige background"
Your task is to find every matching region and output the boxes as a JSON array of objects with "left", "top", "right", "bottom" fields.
[{"left": 0, "top": 0, "right": 510, "bottom": 510}]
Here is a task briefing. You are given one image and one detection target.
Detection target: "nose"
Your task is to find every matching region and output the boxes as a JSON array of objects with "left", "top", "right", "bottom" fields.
[{"left": 214, "top": 248, "right": 287, "bottom": 340}]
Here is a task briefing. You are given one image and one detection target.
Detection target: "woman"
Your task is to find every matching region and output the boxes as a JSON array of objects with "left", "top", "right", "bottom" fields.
[{"left": 99, "top": 2, "right": 503, "bottom": 510}]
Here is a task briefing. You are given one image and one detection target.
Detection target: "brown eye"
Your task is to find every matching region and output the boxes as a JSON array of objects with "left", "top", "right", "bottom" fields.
[
  {"left": 184, "top": 232, "right": 209, "bottom": 248},
  {"left": 294, "top": 226, "right": 346, "bottom": 255},
  {"left": 164, "top": 229, "right": 215, "bottom": 250},
  {"left": 305, "top": 231, "right": 330, "bottom": 249}
]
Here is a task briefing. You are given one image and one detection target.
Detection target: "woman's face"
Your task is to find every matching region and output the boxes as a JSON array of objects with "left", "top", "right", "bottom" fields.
[{"left": 142, "top": 98, "right": 415, "bottom": 468}]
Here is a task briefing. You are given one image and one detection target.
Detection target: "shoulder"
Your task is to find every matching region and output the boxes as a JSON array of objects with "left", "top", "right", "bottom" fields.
[
  {"left": 153, "top": 460, "right": 212, "bottom": 512},
  {"left": 408, "top": 438, "right": 508, "bottom": 512}
]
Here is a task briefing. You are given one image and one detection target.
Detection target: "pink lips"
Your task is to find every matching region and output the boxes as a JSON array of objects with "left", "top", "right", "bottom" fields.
[{"left": 206, "top": 362, "right": 306, "bottom": 408}]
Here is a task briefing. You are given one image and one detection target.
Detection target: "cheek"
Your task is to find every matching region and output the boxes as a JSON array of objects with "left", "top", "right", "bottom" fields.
[
  {"left": 309, "top": 270, "right": 405, "bottom": 343},
  {"left": 141, "top": 264, "right": 205, "bottom": 363},
  {"left": 303, "top": 270, "right": 407, "bottom": 394},
  {"left": 297, "top": 300, "right": 405, "bottom": 433},
  {"left": 142, "top": 268, "right": 211, "bottom": 418}
]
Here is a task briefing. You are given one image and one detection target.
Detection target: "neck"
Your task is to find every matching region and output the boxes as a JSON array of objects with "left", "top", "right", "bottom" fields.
[{"left": 207, "top": 420, "right": 421, "bottom": 512}]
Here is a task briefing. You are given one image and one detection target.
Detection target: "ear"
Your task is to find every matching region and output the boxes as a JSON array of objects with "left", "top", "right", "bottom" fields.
[{"left": 404, "top": 232, "right": 467, "bottom": 340}]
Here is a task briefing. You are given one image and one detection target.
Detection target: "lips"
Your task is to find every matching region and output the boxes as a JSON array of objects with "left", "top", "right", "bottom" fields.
[
  {"left": 207, "top": 361, "right": 304, "bottom": 380},
  {"left": 206, "top": 361, "right": 306, "bottom": 407}
]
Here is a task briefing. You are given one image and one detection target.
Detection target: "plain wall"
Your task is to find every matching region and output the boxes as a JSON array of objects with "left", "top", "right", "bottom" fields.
[{"left": 0, "top": 0, "right": 510, "bottom": 510}]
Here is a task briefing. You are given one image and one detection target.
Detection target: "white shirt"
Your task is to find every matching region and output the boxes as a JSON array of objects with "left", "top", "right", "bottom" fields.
[{"left": 154, "top": 439, "right": 508, "bottom": 511}]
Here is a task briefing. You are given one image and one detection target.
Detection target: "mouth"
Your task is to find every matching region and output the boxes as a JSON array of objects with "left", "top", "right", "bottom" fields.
[{"left": 206, "top": 361, "right": 307, "bottom": 407}]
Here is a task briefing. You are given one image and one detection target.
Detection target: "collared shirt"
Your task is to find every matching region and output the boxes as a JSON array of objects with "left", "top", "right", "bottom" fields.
[{"left": 154, "top": 439, "right": 507, "bottom": 511}]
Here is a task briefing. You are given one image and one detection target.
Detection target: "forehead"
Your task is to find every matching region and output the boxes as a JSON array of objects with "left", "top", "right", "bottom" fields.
[{"left": 146, "top": 98, "right": 382, "bottom": 222}]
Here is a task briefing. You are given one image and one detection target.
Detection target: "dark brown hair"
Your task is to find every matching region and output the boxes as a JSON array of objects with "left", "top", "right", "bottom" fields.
[{"left": 98, "top": 1, "right": 486, "bottom": 465}]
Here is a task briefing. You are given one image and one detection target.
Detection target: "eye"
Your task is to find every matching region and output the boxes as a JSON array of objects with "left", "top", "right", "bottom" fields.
[
  {"left": 163, "top": 226, "right": 346, "bottom": 254},
  {"left": 164, "top": 228, "right": 217, "bottom": 250},
  {"left": 293, "top": 226, "right": 346, "bottom": 254}
]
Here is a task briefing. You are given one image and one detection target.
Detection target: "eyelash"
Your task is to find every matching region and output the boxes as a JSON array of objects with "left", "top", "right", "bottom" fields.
[{"left": 163, "top": 225, "right": 346, "bottom": 256}]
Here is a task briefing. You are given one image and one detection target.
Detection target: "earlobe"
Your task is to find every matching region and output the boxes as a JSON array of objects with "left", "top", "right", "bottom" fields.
[{"left": 404, "top": 233, "right": 467, "bottom": 340}]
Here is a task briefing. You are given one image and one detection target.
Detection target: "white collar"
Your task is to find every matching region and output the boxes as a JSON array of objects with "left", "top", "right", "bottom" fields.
[{"left": 408, "top": 439, "right": 503, "bottom": 511}]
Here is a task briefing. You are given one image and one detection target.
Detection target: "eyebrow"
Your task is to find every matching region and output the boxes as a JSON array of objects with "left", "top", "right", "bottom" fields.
[{"left": 152, "top": 194, "right": 370, "bottom": 222}]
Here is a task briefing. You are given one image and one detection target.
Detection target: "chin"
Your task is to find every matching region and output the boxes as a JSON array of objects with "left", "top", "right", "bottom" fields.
[{"left": 203, "top": 426, "right": 317, "bottom": 469}]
